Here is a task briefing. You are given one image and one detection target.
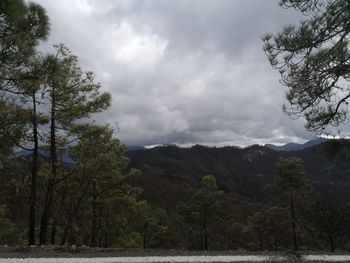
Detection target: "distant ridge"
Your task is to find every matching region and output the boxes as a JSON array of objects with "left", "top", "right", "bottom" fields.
[
  {"left": 11, "top": 148, "right": 75, "bottom": 165},
  {"left": 126, "top": 140, "right": 326, "bottom": 152},
  {"left": 126, "top": 139, "right": 350, "bottom": 202},
  {"left": 264, "top": 138, "right": 325, "bottom": 152}
]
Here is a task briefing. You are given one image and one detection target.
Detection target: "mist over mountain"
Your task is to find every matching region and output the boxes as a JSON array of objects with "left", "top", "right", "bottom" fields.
[{"left": 264, "top": 138, "right": 326, "bottom": 152}]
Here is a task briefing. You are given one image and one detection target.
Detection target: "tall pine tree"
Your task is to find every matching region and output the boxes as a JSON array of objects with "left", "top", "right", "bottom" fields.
[{"left": 39, "top": 44, "right": 111, "bottom": 245}]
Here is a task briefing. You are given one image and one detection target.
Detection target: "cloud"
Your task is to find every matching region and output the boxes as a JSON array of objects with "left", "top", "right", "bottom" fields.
[{"left": 33, "top": 0, "right": 320, "bottom": 146}]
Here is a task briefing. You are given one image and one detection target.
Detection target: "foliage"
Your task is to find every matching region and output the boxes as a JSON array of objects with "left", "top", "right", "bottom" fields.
[
  {"left": 36, "top": 43, "right": 111, "bottom": 245},
  {"left": 244, "top": 207, "right": 291, "bottom": 250},
  {"left": 270, "top": 157, "right": 312, "bottom": 198},
  {"left": 56, "top": 125, "right": 146, "bottom": 247},
  {"left": 0, "top": 0, "right": 49, "bottom": 163},
  {"left": 263, "top": 0, "right": 350, "bottom": 132},
  {"left": 178, "top": 175, "right": 223, "bottom": 250},
  {"left": 0, "top": 206, "right": 18, "bottom": 245},
  {"left": 139, "top": 205, "right": 174, "bottom": 249},
  {"left": 45, "top": 43, "right": 111, "bottom": 131},
  {"left": 307, "top": 201, "right": 350, "bottom": 251},
  {"left": 0, "top": 0, "right": 114, "bottom": 246},
  {"left": 0, "top": 0, "right": 49, "bottom": 82},
  {"left": 0, "top": 99, "right": 29, "bottom": 160},
  {"left": 269, "top": 157, "right": 312, "bottom": 250}
]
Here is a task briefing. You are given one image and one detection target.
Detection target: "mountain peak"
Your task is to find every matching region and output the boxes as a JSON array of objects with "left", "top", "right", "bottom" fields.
[{"left": 264, "top": 138, "right": 325, "bottom": 152}]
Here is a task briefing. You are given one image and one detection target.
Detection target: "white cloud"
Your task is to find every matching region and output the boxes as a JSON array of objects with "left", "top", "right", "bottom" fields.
[
  {"left": 111, "top": 22, "right": 167, "bottom": 66},
  {"left": 32, "top": 0, "right": 321, "bottom": 146}
]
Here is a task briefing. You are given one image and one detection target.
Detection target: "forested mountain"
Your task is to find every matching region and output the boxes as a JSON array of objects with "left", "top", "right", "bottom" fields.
[
  {"left": 124, "top": 142, "right": 350, "bottom": 251},
  {"left": 2, "top": 140, "right": 349, "bottom": 251},
  {"left": 127, "top": 142, "right": 350, "bottom": 203}
]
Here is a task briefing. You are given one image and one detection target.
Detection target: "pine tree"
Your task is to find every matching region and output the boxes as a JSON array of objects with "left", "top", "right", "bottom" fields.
[
  {"left": 58, "top": 125, "right": 143, "bottom": 247},
  {"left": 0, "top": 0, "right": 49, "bottom": 91},
  {"left": 38, "top": 44, "right": 111, "bottom": 245},
  {"left": 0, "top": 1, "right": 49, "bottom": 245},
  {"left": 178, "top": 175, "right": 223, "bottom": 250},
  {"left": 269, "top": 157, "right": 312, "bottom": 250},
  {"left": 263, "top": 0, "right": 350, "bottom": 132},
  {"left": 11, "top": 55, "right": 50, "bottom": 246}
]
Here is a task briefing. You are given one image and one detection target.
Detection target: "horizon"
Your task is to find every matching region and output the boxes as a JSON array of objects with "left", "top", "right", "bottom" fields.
[{"left": 134, "top": 136, "right": 329, "bottom": 149}]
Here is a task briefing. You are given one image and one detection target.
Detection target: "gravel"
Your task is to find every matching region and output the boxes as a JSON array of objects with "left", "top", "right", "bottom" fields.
[{"left": 0, "top": 247, "right": 350, "bottom": 262}]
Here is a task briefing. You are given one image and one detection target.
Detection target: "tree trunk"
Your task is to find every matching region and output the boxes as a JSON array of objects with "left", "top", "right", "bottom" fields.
[
  {"left": 50, "top": 222, "right": 57, "bottom": 245},
  {"left": 40, "top": 87, "right": 57, "bottom": 245},
  {"left": 330, "top": 236, "right": 335, "bottom": 252},
  {"left": 97, "top": 211, "right": 102, "bottom": 247},
  {"left": 142, "top": 222, "right": 148, "bottom": 249},
  {"left": 61, "top": 176, "right": 90, "bottom": 246},
  {"left": 28, "top": 93, "right": 39, "bottom": 246},
  {"left": 103, "top": 218, "right": 111, "bottom": 248},
  {"left": 39, "top": 183, "right": 54, "bottom": 244},
  {"left": 290, "top": 194, "right": 298, "bottom": 251},
  {"left": 90, "top": 181, "right": 98, "bottom": 247},
  {"left": 274, "top": 233, "right": 278, "bottom": 251},
  {"left": 203, "top": 211, "right": 208, "bottom": 251},
  {"left": 258, "top": 229, "right": 263, "bottom": 251},
  {"left": 60, "top": 224, "right": 68, "bottom": 246}
]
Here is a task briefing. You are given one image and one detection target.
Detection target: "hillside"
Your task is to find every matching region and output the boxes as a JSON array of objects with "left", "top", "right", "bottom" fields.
[{"left": 127, "top": 142, "right": 350, "bottom": 205}]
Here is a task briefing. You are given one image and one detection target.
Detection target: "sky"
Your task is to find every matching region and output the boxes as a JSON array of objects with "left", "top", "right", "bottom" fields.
[{"left": 31, "top": 0, "right": 321, "bottom": 147}]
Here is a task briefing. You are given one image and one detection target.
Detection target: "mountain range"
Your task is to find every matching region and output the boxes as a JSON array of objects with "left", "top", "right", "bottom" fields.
[
  {"left": 127, "top": 138, "right": 326, "bottom": 153},
  {"left": 264, "top": 138, "right": 326, "bottom": 151},
  {"left": 126, "top": 140, "right": 350, "bottom": 209}
]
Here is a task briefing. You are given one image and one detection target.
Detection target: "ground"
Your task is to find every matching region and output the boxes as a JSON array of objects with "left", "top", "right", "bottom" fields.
[{"left": 0, "top": 247, "right": 350, "bottom": 262}]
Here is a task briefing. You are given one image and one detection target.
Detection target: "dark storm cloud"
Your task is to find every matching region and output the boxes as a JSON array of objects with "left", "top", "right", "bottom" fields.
[
  {"left": 122, "top": 0, "right": 298, "bottom": 56},
  {"left": 33, "top": 0, "right": 319, "bottom": 146}
]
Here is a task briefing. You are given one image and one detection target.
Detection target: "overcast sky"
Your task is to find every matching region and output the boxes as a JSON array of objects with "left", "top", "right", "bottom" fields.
[{"left": 32, "top": 0, "right": 321, "bottom": 147}]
